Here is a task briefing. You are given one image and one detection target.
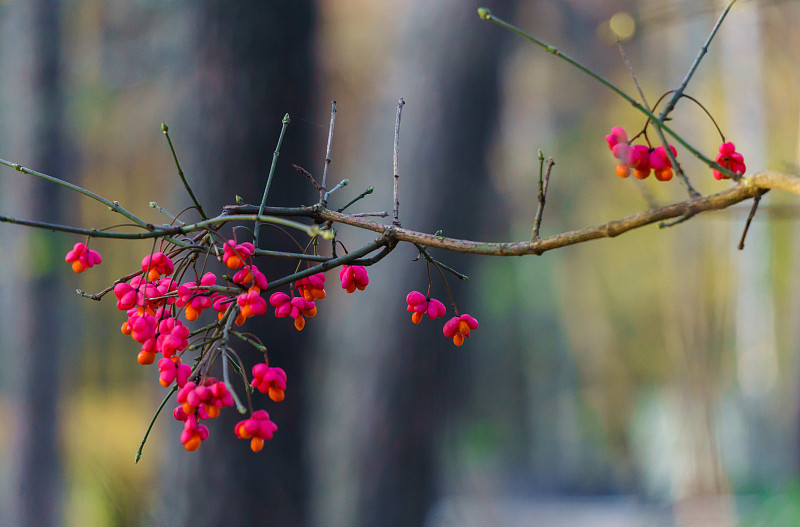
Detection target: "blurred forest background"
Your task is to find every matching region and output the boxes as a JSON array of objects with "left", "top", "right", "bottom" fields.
[{"left": 1, "top": 0, "right": 800, "bottom": 526}]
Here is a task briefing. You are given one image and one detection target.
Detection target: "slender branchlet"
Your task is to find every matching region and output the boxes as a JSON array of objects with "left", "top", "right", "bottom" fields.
[
  {"left": 414, "top": 243, "right": 469, "bottom": 281},
  {"left": 616, "top": 42, "right": 699, "bottom": 198},
  {"left": 658, "top": 0, "right": 738, "bottom": 121},
  {"left": 532, "top": 153, "right": 555, "bottom": 241},
  {"left": 162, "top": 122, "right": 208, "bottom": 220},
  {"left": 324, "top": 179, "right": 349, "bottom": 203},
  {"left": 393, "top": 98, "right": 405, "bottom": 226},
  {"left": 338, "top": 186, "right": 374, "bottom": 213},
  {"left": 321, "top": 100, "right": 337, "bottom": 206},
  {"left": 254, "top": 114, "right": 291, "bottom": 247},
  {"left": 0, "top": 158, "right": 147, "bottom": 227},
  {"left": 135, "top": 384, "right": 179, "bottom": 463},
  {"left": 292, "top": 164, "right": 322, "bottom": 192},
  {"left": 738, "top": 189, "right": 767, "bottom": 250}
]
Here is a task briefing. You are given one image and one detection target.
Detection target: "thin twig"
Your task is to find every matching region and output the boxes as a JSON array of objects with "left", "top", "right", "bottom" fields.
[
  {"left": 738, "top": 190, "right": 766, "bottom": 250},
  {"left": 321, "top": 101, "right": 337, "bottom": 206},
  {"left": 414, "top": 243, "right": 469, "bottom": 280},
  {"left": 532, "top": 155, "right": 555, "bottom": 240},
  {"left": 658, "top": 0, "right": 738, "bottom": 121},
  {"left": 292, "top": 164, "right": 322, "bottom": 192},
  {"left": 617, "top": 42, "right": 699, "bottom": 197},
  {"left": 149, "top": 201, "right": 185, "bottom": 225},
  {"left": 253, "top": 248, "right": 331, "bottom": 261},
  {"left": 338, "top": 186, "right": 374, "bottom": 213},
  {"left": 265, "top": 238, "right": 390, "bottom": 292},
  {"left": 219, "top": 310, "right": 246, "bottom": 413},
  {"left": 232, "top": 331, "right": 267, "bottom": 352},
  {"left": 477, "top": 10, "right": 737, "bottom": 180},
  {"left": 349, "top": 211, "right": 389, "bottom": 218},
  {"left": 135, "top": 384, "right": 178, "bottom": 463},
  {"left": 254, "top": 113, "right": 290, "bottom": 247},
  {"left": 659, "top": 210, "right": 697, "bottom": 228},
  {"left": 324, "top": 179, "right": 349, "bottom": 202},
  {"left": 162, "top": 122, "right": 208, "bottom": 220},
  {"left": 0, "top": 158, "right": 147, "bottom": 227},
  {"left": 393, "top": 98, "right": 405, "bottom": 226},
  {"left": 0, "top": 213, "right": 322, "bottom": 240}
]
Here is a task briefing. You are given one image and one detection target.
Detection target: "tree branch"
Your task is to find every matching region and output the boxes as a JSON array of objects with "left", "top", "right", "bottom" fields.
[{"left": 221, "top": 172, "right": 795, "bottom": 256}]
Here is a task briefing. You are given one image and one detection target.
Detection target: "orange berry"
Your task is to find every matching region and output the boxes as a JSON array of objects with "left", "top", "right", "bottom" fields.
[
  {"left": 634, "top": 169, "right": 650, "bottom": 180},
  {"left": 206, "top": 405, "right": 220, "bottom": 419},
  {"left": 137, "top": 350, "right": 155, "bottom": 365},
  {"left": 226, "top": 256, "right": 243, "bottom": 269},
  {"left": 654, "top": 168, "right": 673, "bottom": 181},
  {"left": 412, "top": 311, "right": 423, "bottom": 324},
  {"left": 235, "top": 422, "right": 250, "bottom": 439},
  {"left": 294, "top": 317, "right": 305, "bottom": 331},
  {"left": 268, "top": 387, "right": 285, "bottom": 402},
  {"left": 185, "top": 306, "right": 200, "bottom": 321},
  {"left": 183, "top": 435, "right": 202, "bottom": 451},
  {"left": 250, "top": 437, "right": 264, "bottom": 452},
  {"left": 616, "top": 164, "right": 630, "bottom": 178},
  {"left": 453, "top": 334, "right": 464, "bottom": 347}
]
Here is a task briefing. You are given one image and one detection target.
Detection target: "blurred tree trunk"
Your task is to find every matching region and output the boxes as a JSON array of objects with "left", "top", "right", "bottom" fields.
[
  {"left": 721, "top": 0, "right": 791, "bottom": 489},
  {"left": 309, "top": 2, "right": 512, "bottom": 526},
  {"left": 0, "top": 1, "right": 68, "bottom": 526},
  {"left": 156, "top": 2, "right": 316, "bottom": 526}
]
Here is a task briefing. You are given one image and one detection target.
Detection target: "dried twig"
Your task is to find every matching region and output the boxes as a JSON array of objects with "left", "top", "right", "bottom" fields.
[
  {"left": 321, "top": 100, "right": 337, "bottom": 205},
  {"left": 393, "top": 98, "right": 405, "bottom": 226},
  {"left": 292, "top": 164, "right": 322, "bottom": 192},
  {"left": 531, "top": 154, "right": 555, "bottom": 240},
  {"left": 738, "top": 189, "right": 767, "bottom": 250}
]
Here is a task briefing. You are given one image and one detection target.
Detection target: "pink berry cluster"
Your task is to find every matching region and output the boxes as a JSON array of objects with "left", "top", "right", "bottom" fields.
[
  {"left": 713, "top": 142, "right": 746, "bottom": 180},
  {"left": 605, "top": 127, "right": 746, "bottom": 182},
  {"left": 65, "top": 242, "right": 102, "bottom": 273},
  {"left": 405, "top": 291, "right": 478, "bottom": 346},
  {"left": 605, "top": 126, "right": 677, "bottom": 181},
  {"left": 65, "top": 237, "right": 382, "bottom": 453}
]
